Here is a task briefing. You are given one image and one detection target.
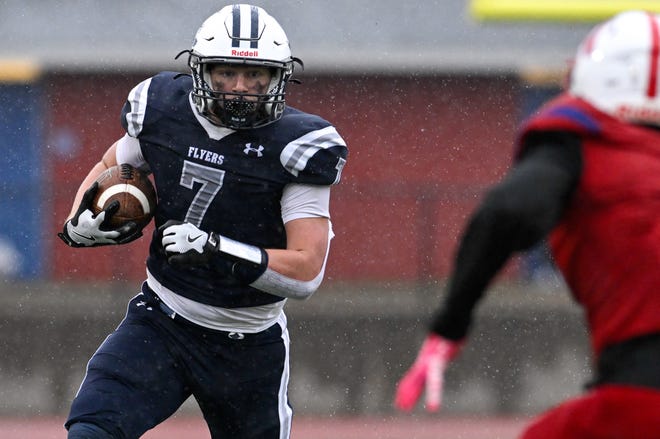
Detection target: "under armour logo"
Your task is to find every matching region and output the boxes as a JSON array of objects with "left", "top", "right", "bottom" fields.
[{"left": 243, "top": 143, "right": 264, "bottom": 157}]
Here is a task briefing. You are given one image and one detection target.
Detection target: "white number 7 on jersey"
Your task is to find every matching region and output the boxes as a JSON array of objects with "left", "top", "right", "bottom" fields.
[{"left": 179, "top": 160, "right": 225, "bottom": 227}]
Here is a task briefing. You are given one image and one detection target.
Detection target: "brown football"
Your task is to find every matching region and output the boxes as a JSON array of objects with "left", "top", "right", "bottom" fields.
[{"left": 92, "top": 164, "right": 157, "bottom": 230}]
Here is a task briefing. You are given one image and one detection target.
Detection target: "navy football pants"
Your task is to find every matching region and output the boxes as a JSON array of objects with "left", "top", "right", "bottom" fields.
[{"left": 65, "top": 292, "right": 292, "bottom": 439}]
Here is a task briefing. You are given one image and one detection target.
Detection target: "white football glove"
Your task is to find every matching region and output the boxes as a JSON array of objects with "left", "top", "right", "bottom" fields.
[
  {"left": 160, "top": 221, "right": 209, "bottom": 255},
  {"left": 159, "top": 220, "right": 268, "bottom": 283},
  {"left": 58, "top": 182, "right": 141, "bottom": 247}
]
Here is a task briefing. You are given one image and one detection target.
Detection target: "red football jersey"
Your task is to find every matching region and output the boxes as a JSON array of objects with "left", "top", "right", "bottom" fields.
[{"left": 518, "top": 93, "right": 660, "bottom": 356}]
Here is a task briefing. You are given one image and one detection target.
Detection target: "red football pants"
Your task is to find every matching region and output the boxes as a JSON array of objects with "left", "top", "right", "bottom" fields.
[{"left": 521, "top": 385, "right": 660, "bottom": 439}]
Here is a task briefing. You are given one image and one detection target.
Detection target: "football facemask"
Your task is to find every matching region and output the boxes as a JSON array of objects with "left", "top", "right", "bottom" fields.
[{"left": 181, "top": 4, "right": 300, "bottom": 129}]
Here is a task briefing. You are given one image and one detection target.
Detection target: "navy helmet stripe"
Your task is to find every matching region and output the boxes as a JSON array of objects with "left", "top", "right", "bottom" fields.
[
  {"left": 231, "top": 4, "right": 241, "bottom": 47},
  {"left": 250, "top": 5, "right": 259, "bottom": 48}
]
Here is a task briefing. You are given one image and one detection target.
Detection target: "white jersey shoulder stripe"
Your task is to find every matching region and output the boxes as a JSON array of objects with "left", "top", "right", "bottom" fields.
[
  {"left": 125, "top": 77, "right": 152, "bottom": 138},
  {"left": 280, "top": 126, "right": 346, "bottom": 177}
]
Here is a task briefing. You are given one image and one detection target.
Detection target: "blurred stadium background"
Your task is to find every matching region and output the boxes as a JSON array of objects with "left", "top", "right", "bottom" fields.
[{"left": 1, "top": 0, "right": 644, "bottom": 437}]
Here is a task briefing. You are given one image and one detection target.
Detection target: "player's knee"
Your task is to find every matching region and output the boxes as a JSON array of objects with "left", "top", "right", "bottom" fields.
[{"left": 67, "top": 422, "right": 115, "bottom": 439}]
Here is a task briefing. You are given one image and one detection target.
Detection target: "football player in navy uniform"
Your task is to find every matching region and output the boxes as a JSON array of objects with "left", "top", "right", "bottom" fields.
[
  {"left": 393, "top": 10, "right": 660, "bottom": 439},
  {"left": 58, "top": 4, "right": 347, "bottom": 439}
]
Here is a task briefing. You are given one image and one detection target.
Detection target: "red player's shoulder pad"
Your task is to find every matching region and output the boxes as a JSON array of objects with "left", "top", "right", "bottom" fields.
[
  {"left": 522, "top": 94, "right": 604, "bottom": 137},
  {"left": 514, "top": 94, "right": 608, "bottom": 158}
]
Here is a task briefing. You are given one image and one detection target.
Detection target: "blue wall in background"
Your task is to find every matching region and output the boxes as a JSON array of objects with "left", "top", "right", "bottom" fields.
[{"left": 0, "top": 83, "right": 43, "bottom": 278}]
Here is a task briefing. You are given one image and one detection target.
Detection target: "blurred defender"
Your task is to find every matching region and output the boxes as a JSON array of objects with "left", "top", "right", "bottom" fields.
[
  {"left": 58, "top": 4, "right": 347, "bottom": 439},
  {"left": 394, "top": 10, "right": 660, "bottom": 439}
]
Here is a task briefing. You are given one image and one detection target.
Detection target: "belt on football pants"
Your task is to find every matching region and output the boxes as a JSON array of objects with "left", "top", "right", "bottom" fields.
[
  {"left": 139, "top": 281, "right": 277, "bottom": 341},
  {"left": 140, "top": 282, "right": 187, "bottom": 322}
]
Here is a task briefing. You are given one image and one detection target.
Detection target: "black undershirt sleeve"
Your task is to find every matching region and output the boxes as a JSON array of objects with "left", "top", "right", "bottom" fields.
[{"left": 429, "top": 131, "right": 583, "bottom": 340}]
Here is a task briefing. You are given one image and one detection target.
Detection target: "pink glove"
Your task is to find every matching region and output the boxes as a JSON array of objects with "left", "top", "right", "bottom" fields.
[{"left": 394, "top": 334, "right": 462, "bottom": 412}]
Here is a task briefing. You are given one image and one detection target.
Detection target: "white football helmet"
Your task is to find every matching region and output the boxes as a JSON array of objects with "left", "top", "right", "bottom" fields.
[
  {"left": 180, "top": 4, "right": 300, "bottom": 129},
  {"left": 570, "top": 10, "right": 660, "bottom": 126}
]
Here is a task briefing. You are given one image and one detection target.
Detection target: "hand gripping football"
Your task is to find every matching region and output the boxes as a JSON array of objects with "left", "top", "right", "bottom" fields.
[{"left": 92, "top": 164, "right": 157, "bottom": 230}]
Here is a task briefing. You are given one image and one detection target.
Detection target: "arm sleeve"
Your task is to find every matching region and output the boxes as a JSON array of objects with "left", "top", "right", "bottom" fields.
[
  {"left": 280, "top": 184, "right": 331, "bottom": 223},
  {"left": 249, "top": 223, "right": 333, "bottom": 300},
  {"left": 115, "top": 133, "right": 149, "bottom": 172},
  {"left": 248, "top": 184, "right": 334, "bottom": 299},
  {"left": 429, "top": 131, "right": 583, "bottom": 340}
]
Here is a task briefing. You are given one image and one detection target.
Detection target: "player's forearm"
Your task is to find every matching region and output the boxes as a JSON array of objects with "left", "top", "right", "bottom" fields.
[
  {"left": 265, "top": 248, "right": 325, "bottom": 281},
  {"left": 246, "top": 216, "right": 330, "bottom": 298},
  {"left": 66, "top": 162, "right": 110, "bottom": 220},
  {"left": 430, "top": 140, "right": 582, "bottom": 339},
  {"left": 429, "top": 202, "right": 515, "bottom": 339},
  {"left": 248, "top": 247, "right": 328, "bottom": 300},
  {"left": 160, "top": 220, "right": 330, "bottom": 299},
  {"left": 212, "top": 240, "right": 328, "bottom": 300},
  {"left": 66, "top": 144, "right": 119, "bottom": 220}
]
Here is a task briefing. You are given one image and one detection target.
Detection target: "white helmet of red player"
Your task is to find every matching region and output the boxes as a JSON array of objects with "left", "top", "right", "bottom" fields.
[
  {"left": 570, "top": 10, "right": 660, "bottom": 126},
  {"left": 181, "top": 4, "right": 300, "bottom": 129}
]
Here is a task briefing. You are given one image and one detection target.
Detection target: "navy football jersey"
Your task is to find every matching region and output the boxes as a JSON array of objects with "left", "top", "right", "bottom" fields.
[{"left": 120, "top": 71, "right": 348, "bottom": 308}]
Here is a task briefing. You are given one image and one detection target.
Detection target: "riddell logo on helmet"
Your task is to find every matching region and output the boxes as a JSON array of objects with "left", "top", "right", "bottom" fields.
[
  {"left": 231, "top": 50, "right": 259, "bottom": 57},
  {"left": 616, "top": 105, "right": 660, "bottom": 122}
]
